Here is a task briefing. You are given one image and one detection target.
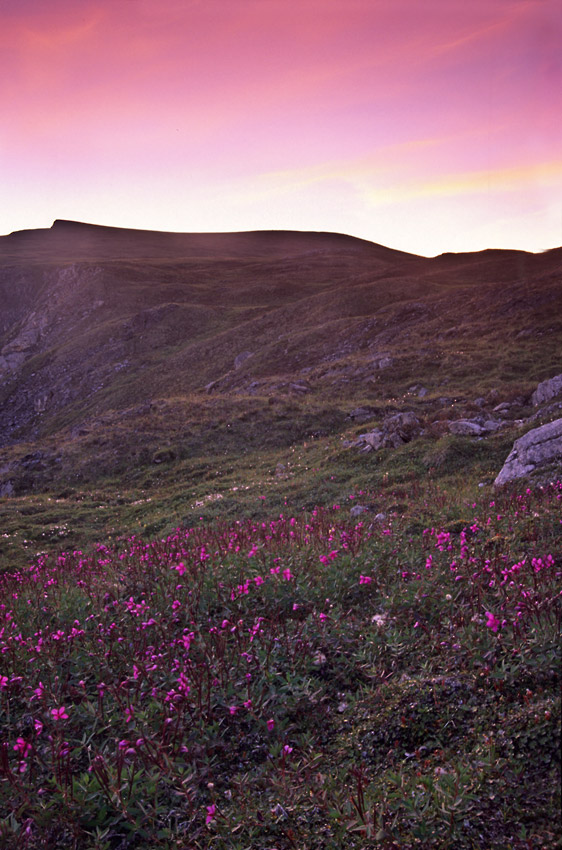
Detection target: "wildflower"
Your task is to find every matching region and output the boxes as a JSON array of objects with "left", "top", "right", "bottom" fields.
[
  {"left": 485, "top": 611, "right": 500, "bottom": 633},
  {"left": 228, "top": 705, "right": 238, "bottom": 715},
  {"left": 14, "top": 738, "right": 32, "bottom": 757},
  {"left": 282, "top": 744, "right": 293, "bottom": 755},
  {"left": 267, "top": 718, "right": 275, "bottom": 731},
  {"left": 205, "top": 803, "right": 216, "bottom": 825},
  {"left": 51, "top": 706, "right": 69, "bottom": 721},
  {"left": 124, "top": 706, "right": 134, "bottom": 723},
  {"left": 32, "top": 681, "right": 45, "bottom": 700},
  {"left": 359, "top": 575, "right": 372, "bottom": 585}
]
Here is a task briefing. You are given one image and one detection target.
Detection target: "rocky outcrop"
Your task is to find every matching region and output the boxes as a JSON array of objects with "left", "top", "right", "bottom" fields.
[
  {"left": 531, "top": 374, "right": 562, "bottom": 406},
  {"left": 494, "top": 418, "right": 562, "bottom": 486},
  {"left": 351, "top": 411, "right": 421, "bottom": 452}
]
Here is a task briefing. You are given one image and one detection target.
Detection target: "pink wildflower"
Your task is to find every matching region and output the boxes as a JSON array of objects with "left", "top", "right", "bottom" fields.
[
  {"left": 485, "top": 611, "right": 501, "bottom": 633},
  {"left": 205, "top": 803, "right": 216, "bottom": 825},
  {"left": 267, "top": 718, "right": 275, "bottom": 731},
  {"left": 359, "top": 575, "right": 372, "bottom": 585},
  {"left": 14, "top": 738, "right": 32, "bottom": 757},
  {"left": 51, "top": 706, "right": 69, "bottom": 721}
]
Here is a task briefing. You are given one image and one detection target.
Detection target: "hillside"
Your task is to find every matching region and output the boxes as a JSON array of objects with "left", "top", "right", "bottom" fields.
[
  {"left": 0, "top": 222, "right": 560, "bottom": 849},
  {"left": 0, "top": 220, "right": 561, "bottom": 566}
]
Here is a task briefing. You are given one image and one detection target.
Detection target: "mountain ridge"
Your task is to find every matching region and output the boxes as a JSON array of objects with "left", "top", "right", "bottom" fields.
[{"left": 2, "top": 219, "right": 419, "bottom": 264}]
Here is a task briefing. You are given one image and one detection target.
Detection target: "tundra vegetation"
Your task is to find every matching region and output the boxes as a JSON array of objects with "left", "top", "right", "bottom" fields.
[
  {"left": 0, "top": 479, "right": 560, "bottom": 848},
  {"left": 0, "top": 223, "right": 560, "bottom": 847}
]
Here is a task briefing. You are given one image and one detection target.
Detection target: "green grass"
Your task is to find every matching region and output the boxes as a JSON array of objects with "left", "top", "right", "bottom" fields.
[{"left": 0, "top": 478, "right": 559, "bottom": 848}]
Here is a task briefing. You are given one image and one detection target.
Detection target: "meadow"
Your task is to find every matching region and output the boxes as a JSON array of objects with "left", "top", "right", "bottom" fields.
[{"left": 0, "top": 477, "right": 560, "bottom": 849}]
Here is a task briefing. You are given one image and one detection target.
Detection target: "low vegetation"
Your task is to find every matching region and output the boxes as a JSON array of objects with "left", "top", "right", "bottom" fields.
[
  {"left": 0, "top": 477, "right": 560, "bottom": 848},
  {"left": 1, "top": 224, "right": 561, "bottom": 846}
]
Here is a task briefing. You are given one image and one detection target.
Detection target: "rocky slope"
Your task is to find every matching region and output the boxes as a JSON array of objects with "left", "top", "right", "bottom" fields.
[{"left": 1, "top": 220, "right": 561, "bottom": 493}]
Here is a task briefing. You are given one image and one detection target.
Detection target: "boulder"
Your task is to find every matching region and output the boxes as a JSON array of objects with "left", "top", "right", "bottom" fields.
[
  {"left": 384, "top": 411, "right": 421, "bottom": 442},
  {"left": 448, "top": 417, "right": 503, "bottom": 436},
  {"left": 359, "top": 429, "right": 384, "bottom": 449},
  {"left": 352, "top": 412, "right": 421, "bottom": 452},
  {"left": 347, "top": 406, "right": 377, "bottom": 423},
  {"left": 494, "top": 418, "right": 562, "bottom": 486},
  {"left": 531, "top": 374, "right": 562, "bottom": 406},
  {"left": 449, "top": 420, "right": 484, "bottom": 436}
]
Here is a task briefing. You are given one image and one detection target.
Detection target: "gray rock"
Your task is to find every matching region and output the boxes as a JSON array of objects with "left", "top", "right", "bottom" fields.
[
  {"left": 350, "top": 505, "right": 368, "bottom": 517},
  {"left": 480, "top": 419, "right": 502, "bottom": 432},
  {"left": 494, "top": 418, "right": 562, "bottom": 486},
  {"left": 0, "top": 480, "right": 14, "bottom": 497},
  {"left": 384, "top": 411, "right": 421, "bottom": 442},
  {"left": 449, "top": 417, "right": 502, "bottom": 436},
  {"left": 372, "top": 355, "right": 393, "bottom": 370},
  {"left": 531, "top": 374, "right": 562, "bottom": 406},
  {"left": 234, "top": 351, "right": 254, "bottom": 370},
  {"left": 0, "top": 351, "right": 26, "bottom": 377},
  {"left": 359, "top": 429, "right": 384, "bottom": 449},
  {"left": 348, "top": 407, "right": 376, "bottom": 423},
  {"left": 449, "top": 420, "right": 485, "bottom": 436}
]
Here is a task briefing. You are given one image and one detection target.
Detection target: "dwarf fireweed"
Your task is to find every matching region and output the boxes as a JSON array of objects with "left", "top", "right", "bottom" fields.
[{"left": 0, "top": 482, "right": 559, "bottom": 847}]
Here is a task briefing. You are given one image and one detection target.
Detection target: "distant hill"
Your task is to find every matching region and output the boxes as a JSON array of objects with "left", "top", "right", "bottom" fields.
[
  {"left": 0, "top": 219, "right": 561, "bottom": 495},
  {"left": 2, "top": 218, "right": 415, "bottom": 263}
]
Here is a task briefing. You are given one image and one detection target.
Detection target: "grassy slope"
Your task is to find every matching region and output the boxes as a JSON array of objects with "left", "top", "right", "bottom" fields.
[
  {"left": 0, "top": 224, "right": 560, "bottom": 847},
  {"left": 0, "top": 226, "right": 561, "bottom": 572}
]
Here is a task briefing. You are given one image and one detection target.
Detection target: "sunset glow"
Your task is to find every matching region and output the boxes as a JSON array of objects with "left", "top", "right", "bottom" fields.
[{"left": 2, "top": 0, "right": 561, "bottom": 255}]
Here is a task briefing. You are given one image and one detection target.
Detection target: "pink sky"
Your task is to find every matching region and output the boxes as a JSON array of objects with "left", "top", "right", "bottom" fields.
[{"left": 1, "top": 0, "right": 561, "bottom": 255}]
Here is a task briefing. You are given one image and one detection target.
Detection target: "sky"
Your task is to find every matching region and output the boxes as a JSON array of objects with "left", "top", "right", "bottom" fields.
[{"left": 1, "top": 0, "right": 561, "bottom": 256}]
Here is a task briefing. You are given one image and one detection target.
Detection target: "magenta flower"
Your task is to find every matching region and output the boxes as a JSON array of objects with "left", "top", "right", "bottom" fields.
[
  {"left": 266, "top": 718, "right": 275, "bottom": 731},
  {"left": 359, "top": 575, "right": 372, "bottom": 585},
  {"left": 14, "top": 737, "right": 32, "bottom": 757},
  {"left": 205, "top": 803, "right": 216, "bottom": 825},
  {"left": 485, "top": 611, "right": 501, "bottom": 632},
  {"left": 51, "top": 706, "right": 69, "bottom": 721}
]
